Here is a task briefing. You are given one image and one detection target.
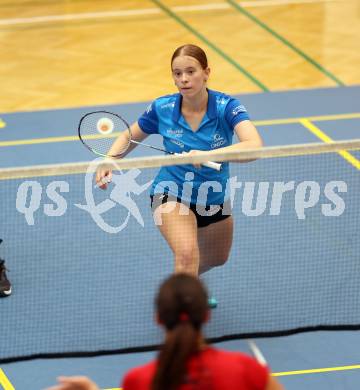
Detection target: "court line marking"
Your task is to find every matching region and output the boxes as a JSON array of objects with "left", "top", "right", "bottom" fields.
[
  {"left": 238, "top": 0, "right": 339, "bottom": 6},
  {"left": 0, "top": 8, "right": 160, "bottom": 26},
  {"left": 74, "top": 363, "right": 360, "bottom": 390},
  {"left": 0, "top": 368, "right": 15, "bottom": 390},
  {"left": 0, "top": 0, "right": 339, "bottom": 26},
  {"left": 152, "top": 0, "right": 268, "bottom": 91},
  {"left": 300, "top": 118, "right": 360, "bottom": 170},
  {"left": 0, "top": 133, "right": 119, "bottom": 147},
  {"left": 254, "top": 112, "right": 360, "bottom": 126},
  {"left": 0, "top": 112, "right": 359, "bottom": 148},
  {"left": 273, "top": 364, "right": 360, "bottom": 377},
  {"left": 227, "top": 0, "right": 344, "bottom": 86}
]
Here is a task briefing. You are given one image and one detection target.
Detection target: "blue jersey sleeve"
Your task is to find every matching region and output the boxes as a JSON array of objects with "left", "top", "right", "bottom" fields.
[
  {"left": 224, "top": 99, "right": 250, "bottom": 129},
  {"left": 138, "top": 101, "right": 159, "bottom": 134}
]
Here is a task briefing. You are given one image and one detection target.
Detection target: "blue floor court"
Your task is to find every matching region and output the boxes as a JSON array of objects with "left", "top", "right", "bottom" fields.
[{"left": 1, "top": 86, "right": 360, "bottom": 390}]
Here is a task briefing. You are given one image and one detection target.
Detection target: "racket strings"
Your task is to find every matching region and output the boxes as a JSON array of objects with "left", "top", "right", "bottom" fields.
[{"left": 79, "top": 112, "right": 131, "bottom": 157}]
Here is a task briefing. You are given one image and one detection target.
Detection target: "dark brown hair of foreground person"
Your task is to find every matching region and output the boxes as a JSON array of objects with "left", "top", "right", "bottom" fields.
[{"left": 152, "top": 273, "right": 208, "bottom": 390}]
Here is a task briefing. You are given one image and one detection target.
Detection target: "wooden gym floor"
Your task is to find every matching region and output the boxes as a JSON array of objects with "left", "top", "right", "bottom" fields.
[{"left": 0, "top": 0, "right": 359, "bottom": 113}]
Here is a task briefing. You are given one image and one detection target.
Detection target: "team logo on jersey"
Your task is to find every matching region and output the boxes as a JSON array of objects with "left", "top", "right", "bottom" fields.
[
  {"left": 160, "top": 102, "right": 175, "bottom": 109},
  {"left": 232, "top": 105, "right": 247, "bottom": 116},
  {"left": 170, "top": 139, "right": 184, "bottom": 148},
  {"left": 167, "top": 128, "right": 183, "bottom": 138},
  {"left": 145, "top": 104, "right": 152, "bottom": 114},
  {"left": 211, "top": 133, "right": 226, "bottom": 149},
  {"left": 216, "top": 97, "right": 227, "bottom": 105}
]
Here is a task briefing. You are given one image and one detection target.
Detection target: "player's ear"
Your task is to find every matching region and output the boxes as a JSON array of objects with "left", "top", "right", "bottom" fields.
[{"left": 204, "top": 67, "right": 210, "bottom": 82}]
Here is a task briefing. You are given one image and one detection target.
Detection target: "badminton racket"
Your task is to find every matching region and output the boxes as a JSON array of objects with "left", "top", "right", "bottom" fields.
[{"left": 78, "top": 111, "right": 222, "bottom": 171}]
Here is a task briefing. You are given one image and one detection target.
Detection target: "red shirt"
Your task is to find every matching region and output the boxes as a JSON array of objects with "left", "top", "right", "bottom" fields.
[{"left": 122, "top": 347, "right": 269, "bottom": 389}]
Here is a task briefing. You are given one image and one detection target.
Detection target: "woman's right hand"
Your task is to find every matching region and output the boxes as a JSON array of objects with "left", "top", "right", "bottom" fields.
[{"left": 95, "top": 163, "right": 113, "bottom": 190}]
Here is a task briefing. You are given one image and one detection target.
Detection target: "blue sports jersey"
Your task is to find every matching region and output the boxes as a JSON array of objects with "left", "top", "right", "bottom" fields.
[{"left": 138, "top": 89, "right": 249, "bottom": 205}]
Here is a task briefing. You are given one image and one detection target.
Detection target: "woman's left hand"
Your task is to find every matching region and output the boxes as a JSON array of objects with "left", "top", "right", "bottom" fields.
[{"left": 45, "top": 376, "right": 100, "bottom": 390}]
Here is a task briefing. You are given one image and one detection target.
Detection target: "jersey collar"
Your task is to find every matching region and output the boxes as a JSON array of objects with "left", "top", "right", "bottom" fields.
[{"left": 172, "top": 89, "right": 217, "bottom": 123}]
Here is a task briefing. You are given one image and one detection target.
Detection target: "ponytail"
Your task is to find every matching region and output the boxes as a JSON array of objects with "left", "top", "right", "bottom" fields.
[
  {"left": 151, "top": 274, "right": 208, "bottom": 390},
  {"left": 152, "top": 321, "right": 199, "bottom": 390}
]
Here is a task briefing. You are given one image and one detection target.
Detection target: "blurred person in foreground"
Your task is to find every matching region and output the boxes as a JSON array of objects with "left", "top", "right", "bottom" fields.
[{"left": 46, "top": 274, "right": 284, "bottom": 390}]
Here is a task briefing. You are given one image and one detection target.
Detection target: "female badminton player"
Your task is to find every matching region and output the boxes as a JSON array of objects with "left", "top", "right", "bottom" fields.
[
  {"left": 47, "top": 274, "right": 283, "bottom": 390},
  {"left": 96, "top": 44, "right": 263, "bottom": 278}
]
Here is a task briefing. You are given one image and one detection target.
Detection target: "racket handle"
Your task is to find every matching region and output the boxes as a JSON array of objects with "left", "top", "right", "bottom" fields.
[
  {"left": 94, "top": 175, "right": 111, "bottom": 189},
  {"left": 203, "top": 161, "right": 222, "bottom": 171},
  {"left": 174, "top": 153, "right": 221, "bottom": 171}
]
